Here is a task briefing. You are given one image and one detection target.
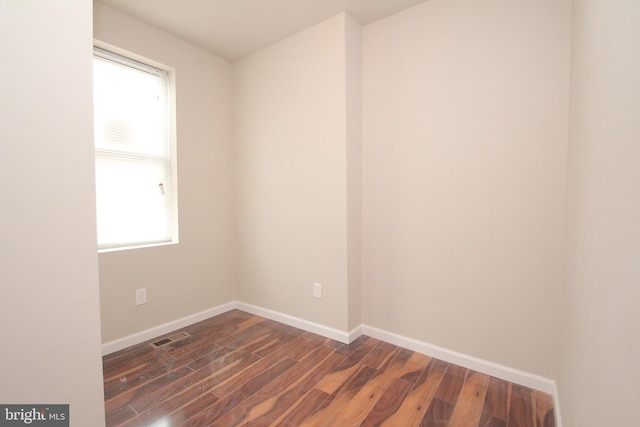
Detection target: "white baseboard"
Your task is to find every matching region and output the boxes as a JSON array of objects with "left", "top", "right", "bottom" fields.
[
  {"left": 102, "top": 301, "right": 356, "bottom": 355},
  {"left": 101, "top": 301, "right": 237, "bottom": 355},
  {"left": 347, "top": 324, "right": 363, "bottom": 343},
  {"left": 552, "top": 382, "right": 563, "bottom": 427},
  {"left": 100, "top": 301, "right": 561, "bottom": 425},
  {"left": 361, "top": 324, "right": 556, "bottom": 395},
  {"left": 235, "top": 302, "right": 352, "bottom": 344}
]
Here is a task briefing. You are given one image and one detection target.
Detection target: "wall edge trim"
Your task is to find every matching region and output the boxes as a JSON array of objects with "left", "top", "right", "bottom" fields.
[
  {"left": 348, "top": 324, "right": 363, "bottom": 343},
  {"left": 361, "top": 324, "right": 557, "bottom": 394},
  {"left": 552, "top": 381, "right": 563, "bottom": 427},
  {"left": 100, "top": 302, "right": 562, "bottom": 423},
  {"left": 235, "top": 301, "right": 351, "bottom": 344},
  {"left": 101, "top": 301, "right": 237, "bottom": 355}
]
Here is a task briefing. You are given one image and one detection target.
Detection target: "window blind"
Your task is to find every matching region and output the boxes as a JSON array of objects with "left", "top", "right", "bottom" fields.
[{"left": 93, "top": 48, "right": 173, "bottom": 250}]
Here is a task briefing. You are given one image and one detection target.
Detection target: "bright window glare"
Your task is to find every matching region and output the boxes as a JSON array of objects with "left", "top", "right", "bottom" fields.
[
  {"left": 93, "top": 50, "right": 173, "bottom": 250},
  {"left": 95, "top": 156, "right": 170, "bottom": 247},
  {"left": 148, "top": 418, "right": 170, "bottom": 427},
  {"left": 93, "top": 60, "right": 167, "bottom": 157}
]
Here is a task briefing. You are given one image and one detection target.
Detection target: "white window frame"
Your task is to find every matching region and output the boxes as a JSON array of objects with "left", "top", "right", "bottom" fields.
[{"left": 93, "top": 43, "right": 178, "bottom": 252}]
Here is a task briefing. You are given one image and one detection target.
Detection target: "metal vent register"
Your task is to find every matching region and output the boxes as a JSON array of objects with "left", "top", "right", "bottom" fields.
[{"left": 149, "top": 331, "right": 190, "bottom": 349}]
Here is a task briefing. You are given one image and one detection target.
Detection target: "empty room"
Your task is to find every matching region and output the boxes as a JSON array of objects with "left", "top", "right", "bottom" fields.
[{"left": 1, "top": 0, "right": 638, "bottom": 426}]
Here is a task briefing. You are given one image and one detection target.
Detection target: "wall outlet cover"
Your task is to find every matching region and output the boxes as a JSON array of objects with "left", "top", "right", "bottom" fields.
[{"left": 136, "top": 288, "right": 147, "bottom": 305}]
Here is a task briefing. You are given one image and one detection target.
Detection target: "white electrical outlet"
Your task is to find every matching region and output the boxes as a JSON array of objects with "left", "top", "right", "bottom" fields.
[
  {"left": 313, "top": 283, "right": 322, "bottom": 299},
  {"left": 135, "top": 288, "right": 147, "bottom": 305}
]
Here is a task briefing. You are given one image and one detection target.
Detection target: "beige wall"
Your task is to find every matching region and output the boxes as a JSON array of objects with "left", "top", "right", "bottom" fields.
[
  {"left": 561, "top": 0, "right": 640, "bottom": 425},
  {"left": 0, "top": 1, "right": 106, "bottom": 424},
  {"left": 361, "top": 0, "right": 572, "bottom": 378},
  {"left": 94, "top": 3, "right": 236, "bottom": 342},
  {"left": 234, "top": 14, "right": 360, "bottom": 332}
]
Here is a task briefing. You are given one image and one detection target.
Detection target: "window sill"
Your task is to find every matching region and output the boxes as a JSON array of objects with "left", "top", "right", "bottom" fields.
[{"left": 98, "top": 240, "right": 178, "bottom": 254}]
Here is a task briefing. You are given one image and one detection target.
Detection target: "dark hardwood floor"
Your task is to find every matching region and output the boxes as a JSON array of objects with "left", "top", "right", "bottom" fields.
[{"left": 103, "top": 310, "right": 555, "bottom": 426}]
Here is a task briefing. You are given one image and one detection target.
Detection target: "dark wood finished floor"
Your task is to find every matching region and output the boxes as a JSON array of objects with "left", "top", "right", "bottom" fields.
[{"left": 103, "top": 310, "right": 555, "bottom": 427}]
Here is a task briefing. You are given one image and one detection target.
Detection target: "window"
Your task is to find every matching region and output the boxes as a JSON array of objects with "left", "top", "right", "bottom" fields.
[{"left": 93, "top": 47, "right": 177, "bottom": 251}]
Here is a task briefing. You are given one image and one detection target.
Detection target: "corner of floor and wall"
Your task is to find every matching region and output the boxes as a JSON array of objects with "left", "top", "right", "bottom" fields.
[{"left": 101, "top": 300, "right": 564, "bottom": 405}]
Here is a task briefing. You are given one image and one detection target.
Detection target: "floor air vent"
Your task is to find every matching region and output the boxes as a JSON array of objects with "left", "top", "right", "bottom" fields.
[{"left": 149, "top": 331, "right": 190, "bottom": 349}]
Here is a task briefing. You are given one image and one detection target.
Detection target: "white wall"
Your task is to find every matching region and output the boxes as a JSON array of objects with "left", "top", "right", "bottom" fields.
[
  {"left": 362, "top": 0, "right": 572, "bottom": 378},
  {"left": 561, "top": 0, "right": 640, "bottom": 425},
  {"left": 0, "top": 1, "right": 105, "bottom": 424},
  {"left": 94, "top": 3, "right": 236, "bottom": 342},
  {"left": 234, "top": 13, "right": 360, "bottom": 333}
]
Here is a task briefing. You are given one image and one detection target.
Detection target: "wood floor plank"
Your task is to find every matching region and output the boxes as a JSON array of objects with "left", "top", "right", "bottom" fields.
[
  {"left": 317, "top": 338, "right": 376, "bottom": 395},
  {"left": 224, "top": 329, "right": 281, "bottom": 356},
  {"left": 213, "top": 321, "right": 274, "bottom": 349},
  {"left": 435, "top": 363, "right": 469, "bottom": 404},
  {"left": 480, "top": 412, "right": 508, "bottom": 427},
  {"left": 102, "top": 312, "right": 554, "bottom": 427},
  {"left": 448, "top": 370, "right": 491, "bottom": 427},
  {"left": 117, "top": 387, "right": 220, "bottom": 427},
  {"left": 209, "top": 337, "right": 315, "bottom": 397},
  {"left": 334, "top": 335, "right": 369, "bottom": 356},
  {"left": 360, "top": 377, "right": 414, "bottom": 426},
  {"left": 183, "top": 310, "right": 255, "bottom": 339},
  {"left": 141, "top": 391, "right": 221, "bottom": 427},
  {"left": 163, "top": 335, "right": 222, "bottom": 360},
  {"left": 166, "top": 341, "right": 231, "bottom": 370},
  {"left": 127, "top": 351, "right": 261, "bottom": 414},
  {"left": 270, "top": 388, "right": 329, "bottom": 427},
  {"left": 211, "top": 346, "right": 337, "bottom": 426},
  {"left": 252, "top": 331, "right": 328, "bottom": 364},
  {"left": 105, "top": 364, "right": 195, "bottom": 415},
  {"left": 156, "top": 333, "right": 203, "bottom": 355},
  {"left": 185, "top": 342, "right": 253, "bottom": 371},
  {"left": 180, "top": 357, "right": 297, "bottom": 426},
  {"left": 103, "top": 351, "right": 177, "bottom": 399},
  {"left": 315, "top": 362, "right": 361, "bottom": 399},
  {"left": 319, "top": 348, "right": 413, "bottom": 426},
  {"left": 259, "top": 318, "right": 306, "bottom": 337},
  {"left": 398, "top": 351, "right": 431, "bottom": 382},
  {"left": 534, "top": 391, "right": 555, "bottom": 427},
  {"left": 105, "top": 404, "right": 137, "bottom": 427},
  {"left": 297, "top": 332, "right": 344, "bottom": 352},
  {"left": 508, "top": 384, "right": 535, "bottom": 427},
  {"left": 482, "top": 376, "right": 511, "bottom": 421},
  {"left": 422, "top": 397, "right": 455, "bottom": 427},
  {"left": 103, "top": 346, "right": 162, "bottom": 381},
  {"left": 335, "top": 336, "right": 380, "bottom": 361},
  {"left": 362, "top": 341, "right": 399, "bottom": 369},
  {"left": 299, "top": 364, "right": 378, "bottom": 426},
  {"left": 257, "top": 353, "right": 346, "bottom": 426},
  {"left": 104, "top": 340, "right": 231, "bottom": 401},
  {"left": 380, "top": 358, "right": 449, "bottom": 427},
  {"left": 332, "top": 348, "right": 431, "bottom": 426},
  {"left": 246, "top": 329, "right": 301, "bottom": 358}
]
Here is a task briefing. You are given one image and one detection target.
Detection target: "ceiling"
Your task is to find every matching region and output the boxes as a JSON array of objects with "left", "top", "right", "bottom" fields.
[{"left": 97, "top": 0, "right": 428, "bottom": 62}]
